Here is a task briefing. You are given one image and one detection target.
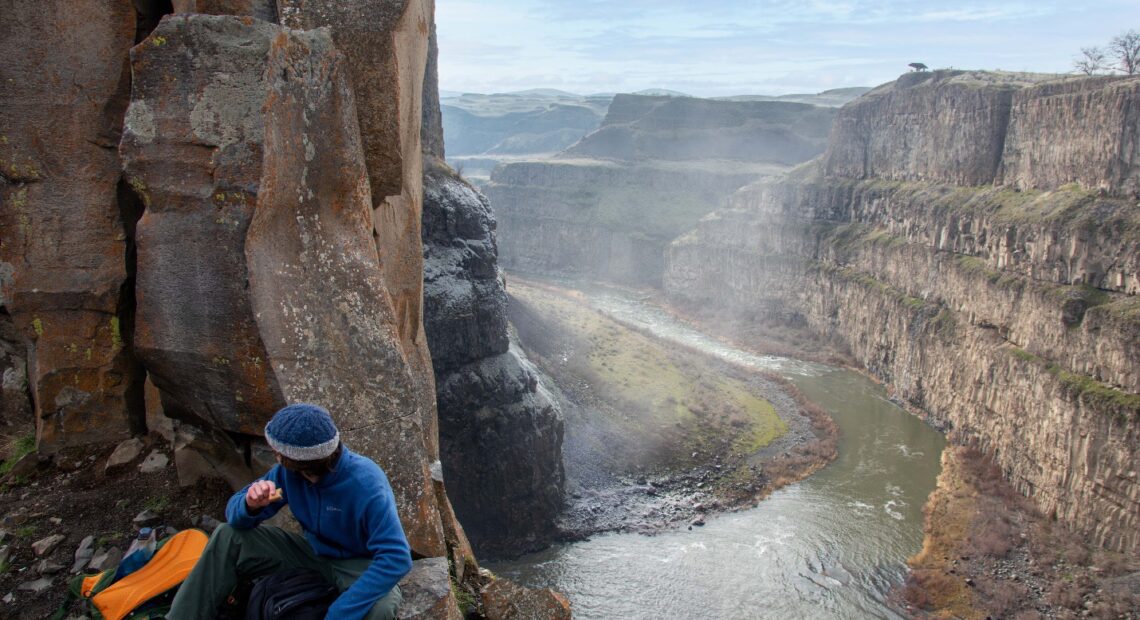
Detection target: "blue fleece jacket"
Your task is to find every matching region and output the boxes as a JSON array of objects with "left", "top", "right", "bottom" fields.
[{"left": 226, "top": 446, "right": 412, "bottom": 620}]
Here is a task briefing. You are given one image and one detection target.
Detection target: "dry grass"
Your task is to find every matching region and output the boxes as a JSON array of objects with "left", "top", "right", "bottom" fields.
[{"left": 903, "top": 446, "right": 1139, "bottom": 619}]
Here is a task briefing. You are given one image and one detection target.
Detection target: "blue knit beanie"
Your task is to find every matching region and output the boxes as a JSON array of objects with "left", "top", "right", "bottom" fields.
[{"left": 265, "top": 403, "right": 340, "bottom": 461}]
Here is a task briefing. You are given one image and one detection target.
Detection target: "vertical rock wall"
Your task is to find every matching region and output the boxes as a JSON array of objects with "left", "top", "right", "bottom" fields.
[
  {"left": 2, "top": 0, "right": 478, "bottom": 580},
  {"left": 998, "top": 76, "right": 1140, "bottom": 196},
  {"left": 0, "top": 0, "right": 142, "bottom": 448},
  {"left": 422, "top": 163, "right": 565, "bottom": 557},
  {"left": 665, "top": 72, "right": 1140, "bottom": 551},
  {"left": 418, "top": 16, "right": 565, "bottom": 556},
  {"left": 121, "top": 16, "right": 285, "bottom": 434},
  {"left": 278, "top": 0, "right": 440, "bottom": 459}
]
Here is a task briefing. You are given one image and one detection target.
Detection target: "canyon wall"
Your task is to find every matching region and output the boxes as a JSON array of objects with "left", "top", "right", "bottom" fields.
[
  {"left": 421, "top": 37, "right": 566, "bottom": 558},
  {"left": 0, "top": 0, "right": 479, "bottom": 596},
  {"left": 422, "top": 163, "right": 565, "bottom": 557},
  {"left": 666, "top": 71, "right": 1140, "bottom": 551},
  {"left": 487, "top": 95, "right": 837, "bottom": 286}
]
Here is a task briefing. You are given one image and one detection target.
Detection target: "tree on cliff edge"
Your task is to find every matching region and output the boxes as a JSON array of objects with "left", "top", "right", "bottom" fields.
[
  {"left": 1109, "top": 29, "right": 1140, "bottom": 74},
  {"left": 1076, "top": 29, "right": 1140, "bottom": 75},
  {"left": 1074, "top": 46, "right": 1108, "bottom": 75}
]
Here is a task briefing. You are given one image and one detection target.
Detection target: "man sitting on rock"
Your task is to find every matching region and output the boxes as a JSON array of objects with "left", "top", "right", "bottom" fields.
[{"left": 166, "top": 403, "right": 412, "bottom": 620}]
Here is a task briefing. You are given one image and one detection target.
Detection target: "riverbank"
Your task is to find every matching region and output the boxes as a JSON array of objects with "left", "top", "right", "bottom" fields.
[
  {"left": 904, "top": 446, "right": 1139, "bottom": 619},
  {"left": 506, "top": 277, "right": 838, "bottom": 544},
  {"left": 649, "top": 282, "right": 1139, "bottom": 619}
]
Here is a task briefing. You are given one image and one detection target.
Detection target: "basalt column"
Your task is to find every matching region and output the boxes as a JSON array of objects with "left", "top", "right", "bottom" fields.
[{"left": 0, "top": 0, "right": 142, "bottom": 449}]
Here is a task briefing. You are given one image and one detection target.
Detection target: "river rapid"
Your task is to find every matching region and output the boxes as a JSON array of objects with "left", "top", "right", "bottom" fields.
[{"left": 488, "top": 286, "right": 946, "bottom": 619}]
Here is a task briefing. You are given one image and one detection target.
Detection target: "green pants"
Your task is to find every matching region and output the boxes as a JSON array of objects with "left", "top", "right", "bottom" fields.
[{"left": 166, "top": 524, "right": 402, "bottom": 620}]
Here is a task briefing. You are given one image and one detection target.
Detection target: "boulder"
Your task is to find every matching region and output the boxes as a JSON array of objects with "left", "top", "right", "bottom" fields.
[
  {"left": 17, "top": 577, "right": 52, "bottom": 594},
  {"left": 31, "top": 534, "right": 65, "bottom": 557},
  {"left": 0, "top": 0, "right": 142, "bottom": 450},
  {"left": 173, "top": 429, "right": 255, "bottom": 490},
  {"left": 105, "top": 437, "right": 144, "bottom": 472},
  {"left": 71, "top": 536, "right": 95, "bottom": 574},
  {"left": 87, "top": 546, "right": 120, "bottom": 572},
  {"left": 480, "top": 579, "right": 572, "bottom": 620},
  {"left": 395, "top": 557, "right": 462, "bottom": 620},
  {"left": 138, "top": 450, "right": 168, "bottom": 474}
]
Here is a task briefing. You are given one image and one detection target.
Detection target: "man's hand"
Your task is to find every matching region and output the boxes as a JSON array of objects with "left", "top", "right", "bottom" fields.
[{"left": 245, "top": 480, "right": 279, "bottom": 512}]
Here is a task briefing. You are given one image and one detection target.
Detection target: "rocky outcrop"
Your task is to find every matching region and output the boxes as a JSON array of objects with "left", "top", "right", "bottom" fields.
[
  {"left": 279, "top": 0, "right": 440, "bottom": 461},
  {"left": 119, "top": 5, "right": 448, "bottom": 558},
  {"left": 823, "top": 70, "right": 1140, "bottom": 197},
  {"left": 487, "top": 94, "right": 836, "bottom": 286},
  {"left": 3, "top": 0, "right": 475, "bottom": 574},
  {"left": 422, "top": 163, "right": 565, "bottom": 557},
  {"left": 0, "top": 0, "right": 143, "bottom": 448},
  {"left": 121, "top": 15, "right": 285, "bottom": 434},
  {"left": 481, "top": 578, "right": 572, "bottom": 620},
  {"left": 666, "top": 72, "right": 1140, "bottom": 551},
  {"left": 998, "top": 76, "right": 1140, "bottom": 196}
]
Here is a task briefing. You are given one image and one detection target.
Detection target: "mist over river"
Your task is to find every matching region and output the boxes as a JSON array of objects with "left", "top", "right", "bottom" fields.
[{"left": 489, "top": 286, "right": 946, "bottom": 619}]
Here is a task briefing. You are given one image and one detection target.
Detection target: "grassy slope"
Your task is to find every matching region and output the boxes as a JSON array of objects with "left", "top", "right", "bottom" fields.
[{"left": 509, "top": 281, "right": 785, "bottom": 473}]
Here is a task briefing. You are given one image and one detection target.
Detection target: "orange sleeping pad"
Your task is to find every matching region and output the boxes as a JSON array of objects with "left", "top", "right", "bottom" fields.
[{"left": 79, "top": 528, "right": 208, "bottom": 620}]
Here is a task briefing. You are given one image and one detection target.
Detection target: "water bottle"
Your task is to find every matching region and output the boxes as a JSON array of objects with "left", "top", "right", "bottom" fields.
[
  {"left": 114, "top": 527, "right": 158, "bottom": 580},
  {"left": 124, "top": 527, "right": 157, "bottom": 558}
]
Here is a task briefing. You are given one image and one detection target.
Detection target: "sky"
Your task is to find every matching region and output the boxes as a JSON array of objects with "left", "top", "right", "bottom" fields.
[{"left": 435, "top": 0, "right": 1140, "bottom": 97}]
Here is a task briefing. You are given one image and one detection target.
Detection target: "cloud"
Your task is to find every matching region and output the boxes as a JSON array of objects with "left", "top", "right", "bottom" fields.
[{"left": 435, "top": 0, "right": 1140, "bottom": 97}]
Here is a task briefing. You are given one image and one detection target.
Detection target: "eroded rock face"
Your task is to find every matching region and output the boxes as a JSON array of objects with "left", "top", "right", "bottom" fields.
[
  {"left": 665, "top": 72, "right": 1140, "bottom": 551},
  {"left": 481, "top": 579, "right": 572, "bottom": 620},
  {"left": 422, "top": 164, "right": 565, "bottom": 557},
  {"left": 116, "top": 8, "right": 455, "bottom": 558},
  {"left": 998, "top": 76, "right": 1140, "bottom": 196},
  {"left": 243, "top": 25, "right": 444, "bottom": 558},
  {"left": 121, "top": 15, "right": 285, "bottom": 434},
  {"left": 278, "top": 1, "right": 439, "bottom": 457},
  {"left": 171, "top": 0, "right": 279, "bottom": 22},
  {"left": 824, "top": 70, "right": 1140, "bottom": 197},
  {"left": 0, "top": 0, "right": 142, "bottom": 448}
]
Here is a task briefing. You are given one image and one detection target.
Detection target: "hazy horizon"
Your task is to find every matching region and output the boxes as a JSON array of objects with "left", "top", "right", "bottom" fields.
[{"left": 436, "top": 0, "right": 1140, "bottom": 98}]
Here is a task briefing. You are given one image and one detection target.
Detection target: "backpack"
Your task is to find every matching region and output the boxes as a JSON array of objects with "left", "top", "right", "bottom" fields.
[
  {"left": 55, "top": 528, "right": 209, "bottom": 620},
  {"left": 245, "top": 567, "right": 339, "bottom": 620}
]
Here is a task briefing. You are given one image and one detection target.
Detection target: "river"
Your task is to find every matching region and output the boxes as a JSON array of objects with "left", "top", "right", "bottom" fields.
[{"left": 487, "top": 286, "right": 946, "bottom": 619}]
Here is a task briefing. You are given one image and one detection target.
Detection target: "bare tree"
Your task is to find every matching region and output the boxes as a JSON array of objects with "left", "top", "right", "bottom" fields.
[
  {"left": 1108, "top": 29, "right": 1140, "bottom": 75},
  {"left": 1073, "top": 46, "right": 1108, "bottom": 75}
]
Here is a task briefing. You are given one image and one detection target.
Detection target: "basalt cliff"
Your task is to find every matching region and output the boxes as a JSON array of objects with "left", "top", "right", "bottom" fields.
[
  {"left": 421, "top": 57, "right": 566, "bottom": 558},
  {"left": 486, "top": 94, "right": 842, "bottom": 286},
  {"left": 665, "top": 70, "right": 1140, "bottom": 551},
  {"left": 0, "top": 1, "right": 573, "bottom": 616}
]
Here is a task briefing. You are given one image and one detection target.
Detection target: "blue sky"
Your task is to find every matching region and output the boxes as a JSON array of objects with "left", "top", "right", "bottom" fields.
[{"left": 436, "top": 1, "right": 1140, "bottom": 97}]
